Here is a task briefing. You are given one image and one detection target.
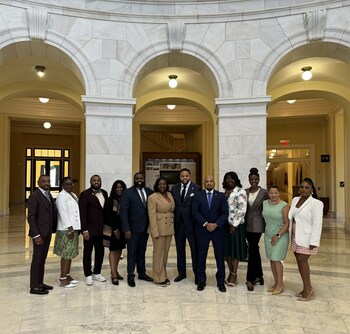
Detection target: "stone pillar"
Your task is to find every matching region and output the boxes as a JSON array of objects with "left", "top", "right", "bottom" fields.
[
  {"left": 216, "top": 97, "right": 270, "bottom": 189},
  {"left": 0, "top": 114, "right": 10, "bottom": 215},
  {"left": 344, "top": 109, "right": 350, "bottom": 233},
  {"left": 82, "top": 96, "right": 136, "bottom": 191}
]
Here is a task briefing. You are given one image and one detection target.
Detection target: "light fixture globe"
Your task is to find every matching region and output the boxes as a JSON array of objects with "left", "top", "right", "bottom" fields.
[
  {"left": 301, "top": 66, "right": 312, "bottom": 81},
  {"left": 287, "top": 99, "right": 296, "bottom": 104},
  {"left": 35, "top": 65, "right": 46, "bottom": 78},
  {"left": 43, "top": 121, "right": 51, "bottom": 129},
  {"left": 168, "top": 75, "right": 178, "bottom": 88},
  {"left": 167, "top": 104, "right": 176, "bottom": 110},
  {"left": 39, "top": 97, "right": 49, "bottom": 103}
]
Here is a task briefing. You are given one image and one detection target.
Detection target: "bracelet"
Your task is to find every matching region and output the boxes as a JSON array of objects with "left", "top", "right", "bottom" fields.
[
  {"left": 114, "top": 229, "right": 119, "bottom": 233},
  {"left": 276, "top": 233, "right": 281, "bottom": 238}
]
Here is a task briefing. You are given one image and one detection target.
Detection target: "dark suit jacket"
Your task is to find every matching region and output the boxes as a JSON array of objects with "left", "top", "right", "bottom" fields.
[
  {"left": 244, "top": 187, "right": 268, "bottom": 233},
  {"left": 192, "top": 190, "right": 228, "bottom": 236},
  {"left": 79, "top": 188, "right": 108, "bottom": 236},
  {"left": 27, "top": 189, "right": 57, "bottom": 238},
  {"left": 120, "top": 186, "right": 153, "bottom": 233},
  {"left": 171, "top": 181, "right": 201, "bottom": 234}
]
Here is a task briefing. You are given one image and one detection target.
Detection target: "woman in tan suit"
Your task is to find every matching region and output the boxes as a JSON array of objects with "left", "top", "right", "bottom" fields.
[{"left": 148, "top": 177, "right": 175, "bottom": 287}]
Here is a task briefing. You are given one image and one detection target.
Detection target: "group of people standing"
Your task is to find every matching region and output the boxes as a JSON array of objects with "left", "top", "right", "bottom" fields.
[{"left": 27, "top": 168, "right": 323, "bottom": 301}]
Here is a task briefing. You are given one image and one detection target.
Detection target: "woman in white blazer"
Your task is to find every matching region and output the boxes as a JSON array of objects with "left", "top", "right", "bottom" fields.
[
  {"left": 288, "top": 178, "right": 323, "bottom": 301},
  {"left": 54, "top": 177, "right": 81, "bottom": 288}
]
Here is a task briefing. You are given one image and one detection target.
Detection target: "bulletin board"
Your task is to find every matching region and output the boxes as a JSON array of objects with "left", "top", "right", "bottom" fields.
[{"left": 142, "top": 152, "right": 201, "bottom": 189}]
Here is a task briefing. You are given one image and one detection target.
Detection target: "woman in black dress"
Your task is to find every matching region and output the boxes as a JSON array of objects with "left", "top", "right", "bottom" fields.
[{"left": 104, "top": 180, "right": 127, "bottom": 285}]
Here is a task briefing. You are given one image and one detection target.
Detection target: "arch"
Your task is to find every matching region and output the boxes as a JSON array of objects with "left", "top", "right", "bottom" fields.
[
  {"left": 120, "top": 41, "right": 231, "bottom": 99},
  {"left": 0, "top": 32, "right": 98, "bottom": 98}
]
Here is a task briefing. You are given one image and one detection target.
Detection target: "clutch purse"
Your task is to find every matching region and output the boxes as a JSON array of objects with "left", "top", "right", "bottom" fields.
[{"left": 102, "top": 224, "right": 112, "bottom": 247}]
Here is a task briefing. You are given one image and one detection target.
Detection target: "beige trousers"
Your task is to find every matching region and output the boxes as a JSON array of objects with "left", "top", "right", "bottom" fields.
[{"left": 152, "top": 235, "right": 172, "bottom": 283}]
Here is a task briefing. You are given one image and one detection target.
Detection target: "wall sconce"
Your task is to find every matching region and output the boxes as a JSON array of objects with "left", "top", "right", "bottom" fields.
[
  {"left": 301, "top": 66, "right": 312, "bottom": 81},
  {"left": 39, "top": 97, "right": 49, "bottom": 103},
  {"left": 168, "top": 75, "right": 178, "bottom": 88},
  {"left": 280, "top": 139, "right": 290, "bottom": 146},
  {"left": 43, "top": 121, "right": 51, "bottom": 129},
  {"left": 35, "top": 65, "right": 46, "bottom": 78},
  {"left": 287, "top": 99, "right": 296, "bottom": 104},
  {"left": 167, "top": 104, "right": 176, "bottom": 110}
]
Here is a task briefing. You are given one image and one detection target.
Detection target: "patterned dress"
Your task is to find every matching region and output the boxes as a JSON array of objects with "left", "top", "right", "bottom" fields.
[{"left": 224, "top": 187, "right": 248, "bottom": 260}]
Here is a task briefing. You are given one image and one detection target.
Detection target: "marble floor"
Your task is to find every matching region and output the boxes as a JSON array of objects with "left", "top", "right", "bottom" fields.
[{"left": 1, "top": 205, "right": 350, "bottom": 334}]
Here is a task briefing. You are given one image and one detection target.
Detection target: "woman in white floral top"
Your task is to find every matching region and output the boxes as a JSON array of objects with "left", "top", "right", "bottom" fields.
[{"left": 223, "top": 172, "right": 248, "bottom": 286}]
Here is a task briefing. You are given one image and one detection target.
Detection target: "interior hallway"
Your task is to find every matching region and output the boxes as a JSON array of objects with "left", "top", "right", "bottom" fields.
[{"left": 1, "top": 205, "right": 350, "bottom": 334}]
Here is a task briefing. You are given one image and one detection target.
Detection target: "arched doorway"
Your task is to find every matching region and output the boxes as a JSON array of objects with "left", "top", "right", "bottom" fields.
[
  {"left": 132, "top": 54, "right": 218, "bottom": 186},
  {"left": 0, "top": 41, "right": 86, "bottom": 213}
]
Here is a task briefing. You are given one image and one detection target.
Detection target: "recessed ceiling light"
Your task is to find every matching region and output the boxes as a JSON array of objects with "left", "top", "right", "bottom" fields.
[
  {"left": 43, "top": 122, "right": 51, "bottom": 129},
  {"left": 39, "top": 97, "right": 49, "bottom": 103},
  {"left": 167, "top": 104, "right": 176, "bottom": 110}
]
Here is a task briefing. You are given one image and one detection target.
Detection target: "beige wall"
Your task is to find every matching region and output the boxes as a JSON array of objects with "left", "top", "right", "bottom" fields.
[
  {"left": 335, "top": 113, "right": 345, "bottom": 218},
  {"left": 267, "top": 117, "right": 329, "bottom": 198},
  {"left": 10, "top": 131, "right": 80, "bottom": 204}
]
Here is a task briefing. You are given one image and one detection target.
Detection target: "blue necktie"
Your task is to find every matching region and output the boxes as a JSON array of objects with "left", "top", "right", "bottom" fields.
[{"left": 207, "top": 192, "right": 212, "bottom": 208}]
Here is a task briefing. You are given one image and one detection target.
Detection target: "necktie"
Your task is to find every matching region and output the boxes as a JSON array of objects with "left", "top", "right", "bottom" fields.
[
  {"left": 180, "top": 184, "right": 187, "bottom": 203},
  {"left": 140, "top": 189, "right": 147, "bottom": 207},
  {"left": 45, "top": 191, "right": 52, "bottom": 204},
  {"left": 207, "top": 192, "right": 212, "bottom": 208}
]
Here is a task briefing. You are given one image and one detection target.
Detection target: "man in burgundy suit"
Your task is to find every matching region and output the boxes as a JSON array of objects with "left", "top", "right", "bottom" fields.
[
  {"left": 79, "top": 175, "right": 108, "bottom": 285},
  {"left": 27, "top": 175, "right": 57, "bottom": 295}
]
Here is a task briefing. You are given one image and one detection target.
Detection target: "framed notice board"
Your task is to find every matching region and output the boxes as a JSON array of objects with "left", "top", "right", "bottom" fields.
[{"left": 142, "top": 152, "right": 201, "bottom": 189}]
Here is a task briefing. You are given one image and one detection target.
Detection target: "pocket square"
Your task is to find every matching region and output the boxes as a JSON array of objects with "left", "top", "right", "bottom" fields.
[{"left": 190, "top": 193, "right": 195, "bottom": 197}]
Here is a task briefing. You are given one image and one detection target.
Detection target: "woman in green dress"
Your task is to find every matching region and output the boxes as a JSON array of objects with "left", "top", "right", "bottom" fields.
[{"left": 262, "top": 185, "right": 290, "bottom": 295}]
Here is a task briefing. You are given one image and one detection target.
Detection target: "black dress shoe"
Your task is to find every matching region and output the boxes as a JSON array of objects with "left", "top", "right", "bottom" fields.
[
  {"left": 30, "top": 287, "right": 49, "bottom": 295},
  {"left": 195, "top": 277, "right": 199, "bottom": 285},
  {"left": 218, "top": 284, "right": 226, "bottom": 293},
  {"left": 174, "top": 274, "right": 186, "bottom": 282},
  {"left": 138, "top": 274, "right": 153, "bottom": 282},
  {"left": 40, "top": 283, "right": 53, "bottom": 290},
  {"left": 197, "top": 282, "right": 206, "bottom": 291},
  {"left": 127, "top": 277, "right": 136, "bottom": 287}
]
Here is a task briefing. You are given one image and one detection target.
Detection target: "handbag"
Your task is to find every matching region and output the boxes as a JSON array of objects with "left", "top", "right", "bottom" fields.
[{"left": 102, "top": 224, "right": 112, "bottom": 248}]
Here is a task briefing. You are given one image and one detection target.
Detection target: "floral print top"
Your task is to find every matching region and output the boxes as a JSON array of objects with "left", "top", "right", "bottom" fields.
[{"left": 227, "top": 186, "right": 248, "bottom": 227}]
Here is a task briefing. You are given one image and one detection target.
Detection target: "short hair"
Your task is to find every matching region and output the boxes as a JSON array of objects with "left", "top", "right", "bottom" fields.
[
  {"left": 134, "top": 171, "right": 144, "bottom": 179},
  {"left": 90, "top": 174, "right": 101, "bottom": 181},
  {"left": 222, "top": 171, "right": 242, "bottom": 189},
  {"left": 180, "top": 168, "right": 191, "bottom": 174},
  {"left": 153, "top": 177, "right": 169, "bottom": 192}
]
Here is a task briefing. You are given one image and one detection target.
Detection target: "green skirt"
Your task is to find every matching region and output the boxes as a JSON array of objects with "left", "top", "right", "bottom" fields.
[
  {"left": 224, "top": 223, "right": 247, "bottom": 261},
  {"left": 54, "top": 230, "right": 79, "bottom": 259}
]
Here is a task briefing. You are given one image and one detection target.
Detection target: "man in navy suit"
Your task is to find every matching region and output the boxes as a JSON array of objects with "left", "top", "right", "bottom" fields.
[
  {"left": 192, "top": 175, "right": 228, "bottom": 292},
  {"left": 79, "top": 175, "right": 108, "bottom": 285},
  {"left": 27, "top": 175, "right": 57, "bottom": 294},
  {"left": 171, "top": 168, "right": 201, "bottom": 283},
  {"left": 120, "top": 172, "right": 154, "bottom": 287}
]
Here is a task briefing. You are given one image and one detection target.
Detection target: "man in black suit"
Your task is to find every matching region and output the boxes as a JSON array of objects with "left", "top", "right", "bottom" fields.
[
  {"left": 79, "top": 175, "right": 108, "bottom": 285},
  {"left": 120, "top": 172, "right": 153, "bottom": 287},
  {"left": 171, "top": 168, "right": 201, "bottom": 283},
  {"left": 27, "top": 175, "right": 57, "bottom": 295},
  {"left": 192, "top": 175, "right": 228, "bottom": 292}
]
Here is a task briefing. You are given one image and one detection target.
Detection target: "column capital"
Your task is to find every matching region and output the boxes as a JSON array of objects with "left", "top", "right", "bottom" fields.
[{"left": 215, "top": 96, "right": 270, "bottom": 118}]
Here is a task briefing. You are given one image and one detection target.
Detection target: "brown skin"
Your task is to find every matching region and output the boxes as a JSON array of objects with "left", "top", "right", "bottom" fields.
[
  {"left": 179, "top": 170, "right": 190, "bottom": 185},
  {"left": 294, "top": 181, "right": 316, "bottom": 299},
  {"left": 83, "top": 175, "right": 102, "bottom": 241},
  {"left": 248, "top": 175, "right": 260, "bottom": 192}
]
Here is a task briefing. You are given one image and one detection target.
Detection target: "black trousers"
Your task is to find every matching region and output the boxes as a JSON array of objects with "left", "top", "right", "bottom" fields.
[
  {"left": 126, "top": 232, "right": 149, "bottom": 278},
  {"left": 246, "top": 231, "right": 263, "bottom": 282},
  {"left": 30, "top": 234, "right": 52, "bottom": 288},
  {"left": 174, "top": 221, "right": 198, "bottom": 277},
  {"left": 83, "top": 234, "right": 105, "bottom": 277}
]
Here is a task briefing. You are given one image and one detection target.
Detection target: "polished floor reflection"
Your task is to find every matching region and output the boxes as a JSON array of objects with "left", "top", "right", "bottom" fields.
[{"left": 1, "top": 205, "right": 350, "bottom": 333}]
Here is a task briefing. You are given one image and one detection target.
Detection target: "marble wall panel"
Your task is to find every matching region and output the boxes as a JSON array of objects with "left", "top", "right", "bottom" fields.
[
  {"left": 110, "top": 135, "right": 132, "bottom": 155},
  {"left": 0, "top": 5, "right": 26, "bottom": 29},
  {"left": 110, "top": 58, "right": 128, "bottom": 80},
  {"left": 277, "top": 15, "right": 305, "bottom": 40},
  {"left": 48, "top": 14, "right": 76, "bottom": 38},
  {"left": 66, "top": 18, "right": 93, "bottom": 49},
  {"left": 175, "top": 3, "right": 219, "bottom": 15},
  {"left": 86, "top": 0, "right": 131, "bottom": 13},
  {"left": 86, "top": 115, "right": 114, "bottom": 135},
  {"left": 219, "top": 136, "right": 243, "bottom": 155},
  {"left": 102, "top": 40, "right": 117, "bottom": 59},
  {"left": 215, "top": 41, "right": 236, "bottom": 66},
  {"left": 185, "top": 23, "right": 210, "bottom": 45},
  {"left": 232, "top": 79, "right": 254, "bottom": 97},
  {"left": 92, "top": 20, "right": 126, "bottom": 40},
  {"left": 143, "top": 23, "right": 168, "bottom": 43},
  {"left": 235, "top": 40, "right": 250, "bottom": 59},
  {"left": 86, "top": 154, "right": 131, "bottom": 175},
  {"left": 86, "top": 135, "right": 109, "bottom": 154},
  {"left": 126, "top": 23, "right": 152, "bottom": 54},
  {"left": 81, "top": 39, "right": 103, "bottom": 63},
  {"left": 226, "top": 21, "right": 260, "bottom": 41},
  {"left": 201, "top": 23, "right": 226, "bottom": 54},
  {"left": 327, "top": 6, "right": 350, "bottom": 31}
]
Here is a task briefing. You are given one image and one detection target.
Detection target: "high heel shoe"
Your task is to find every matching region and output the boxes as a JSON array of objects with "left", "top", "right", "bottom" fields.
[
  {"left": 271, "top": 286, "right": 284, "bottom": 295},
  {"left": 267, "top": 286, "right": 276, "bottom": 292},
  {"left": 225, "top": 272, "right": 237, "bottom": 286},
  {"left": 253, "top": 277, "right": 264, "bottom": 285},
  {"left": 295, "top": 291, "right": 303, "bottom": 297},
  {"left": 246, "top": 281, "right": 254, "bottom": 291},
  {"left": 297, "top": 288, "right": 314, "bottom": 301}
]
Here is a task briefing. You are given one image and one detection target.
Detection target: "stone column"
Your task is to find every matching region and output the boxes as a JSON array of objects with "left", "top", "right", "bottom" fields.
[
  {"left": 216, "top": 97, "right": 270, "bottom": 189},
  {"left": 0, "top": 114, "right": 10, "bottom": 215},
  {"left": 82, "top": 96, "right": 136, "bottom": 191}
]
